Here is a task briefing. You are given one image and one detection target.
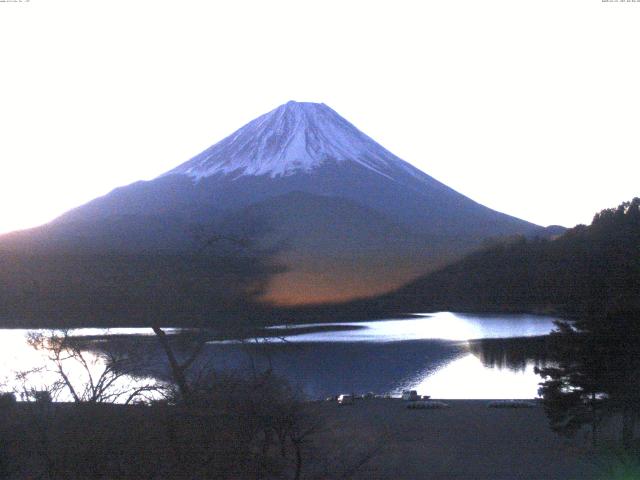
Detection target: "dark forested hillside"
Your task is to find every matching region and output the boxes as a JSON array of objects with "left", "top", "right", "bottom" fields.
[
  {"left": 0, "top": 250, "right": 282, "bottom": 328},
  {"left": 386, "top": 198, "right": 640, "bottom": 318}
]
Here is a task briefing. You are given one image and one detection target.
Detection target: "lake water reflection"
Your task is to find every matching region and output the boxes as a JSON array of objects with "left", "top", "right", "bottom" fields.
[
  {"left": 0, "top": 312, "right": 558, "bottom": 400},
  {"left": 211, "top": 312, "right": 557, "bottom": 399}
]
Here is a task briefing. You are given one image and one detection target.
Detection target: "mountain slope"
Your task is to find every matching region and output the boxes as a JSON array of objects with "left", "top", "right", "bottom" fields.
[
  {"left": 217, "top": 190, "right": 467, "bottom": 303},
  {"left": 54, "top": 102, "right": 539, "bottom": 239},
  {"left": 0, "top": 101, "right": 550, "bottom": 307}
]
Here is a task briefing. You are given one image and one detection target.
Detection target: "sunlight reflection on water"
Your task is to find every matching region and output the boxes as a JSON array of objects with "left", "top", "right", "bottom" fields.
[
  {"left": 397, "top": 352, "right": 542, "bottom": 399},
  {"left": 263, "top": 311, "right": 556, "bottom": 343}
]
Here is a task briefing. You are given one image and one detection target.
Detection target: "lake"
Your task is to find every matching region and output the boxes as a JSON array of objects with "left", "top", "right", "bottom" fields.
[{"left": 0, "top": 312, "right": 558, "bottom": 401}]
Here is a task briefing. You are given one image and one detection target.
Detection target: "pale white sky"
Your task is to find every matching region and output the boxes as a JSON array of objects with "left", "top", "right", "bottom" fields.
[{"left": 1, "top": 0, "right": 638, "bottom": 234}]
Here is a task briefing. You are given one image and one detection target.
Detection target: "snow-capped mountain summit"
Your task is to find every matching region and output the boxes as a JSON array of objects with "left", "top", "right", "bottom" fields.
[{"left": 164, "top": 101, "right": 420, "bottom": 181}]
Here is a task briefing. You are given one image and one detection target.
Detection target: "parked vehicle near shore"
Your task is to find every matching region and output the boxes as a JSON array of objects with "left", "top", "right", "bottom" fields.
[{"left": 401, "top": 390, "right": 419, "bottom": 401}]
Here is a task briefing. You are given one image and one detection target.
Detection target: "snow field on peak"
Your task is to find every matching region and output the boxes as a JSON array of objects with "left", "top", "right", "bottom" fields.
[{"left": 165, "top": 102, "right": 424, "bottom": 182}]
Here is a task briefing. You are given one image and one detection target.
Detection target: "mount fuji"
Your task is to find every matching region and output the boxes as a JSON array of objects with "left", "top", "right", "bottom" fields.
[{"left": 0, "top": 101, "right": 551, "bottom": 306}]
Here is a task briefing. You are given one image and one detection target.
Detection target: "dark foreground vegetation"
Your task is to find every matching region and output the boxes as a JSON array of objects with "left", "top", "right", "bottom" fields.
[
  {"left": 2, "top": 396, "right": 630, "bottom": 480},
  {"left": 0, "top": 374, "right": 385, "bottom": 480}
]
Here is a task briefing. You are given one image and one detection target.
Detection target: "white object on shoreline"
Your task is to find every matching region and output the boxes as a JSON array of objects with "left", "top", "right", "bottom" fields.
[{"left": 337, "top": 394, "right": 354, "bottom": 405}]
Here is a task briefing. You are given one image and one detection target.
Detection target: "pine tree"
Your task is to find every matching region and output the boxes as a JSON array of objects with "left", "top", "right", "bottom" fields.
[{"left": 537, "top": 198, "right": 640, "bottom": 449}]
